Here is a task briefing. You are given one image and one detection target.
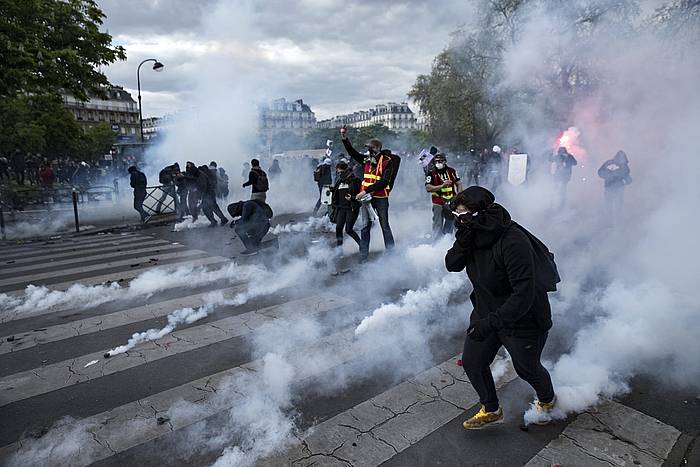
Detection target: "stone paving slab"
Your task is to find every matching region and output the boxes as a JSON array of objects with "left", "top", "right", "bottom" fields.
[
  {"left": 0, "top": 325, "right": 361, "bottom": 465},
  {"left": 0, "top": 292, "right": 352, "bottom": 406},
  {"left": 525, "top": 400, "right": 681, "bottom": 467},
  {"left": 260, "top": 355, "right": 516, "bottom": 467},
  {"left": 0, "top": 284, "right": 248, "bottom": 355}
]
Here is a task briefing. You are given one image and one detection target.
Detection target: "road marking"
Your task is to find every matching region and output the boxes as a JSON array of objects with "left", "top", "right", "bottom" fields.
[
  {"left": 0, "top": 243, "right": 185, "bottom": 276},
  {"left": 0, "top": 293, "right": 352, "bottom": 406},
  {"left": 1, "top": 238, "right": 170, "bottom": 266},
  {"left": 0, "top": 284, "right": 248, "bottom": 355},
  {"left": 0, "top": 234, "right": 149, "bottom": 258},
  {"left": 0, "top": 249, "right": 206, "bottom": 289},
  {"left": 525, "top": 401, "right": 681, "bottom": 467}
]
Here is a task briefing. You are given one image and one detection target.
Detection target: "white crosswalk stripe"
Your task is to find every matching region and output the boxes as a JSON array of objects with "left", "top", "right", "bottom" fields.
[{"left": 0, "top": 232, "right": 687, "bottom": 467}]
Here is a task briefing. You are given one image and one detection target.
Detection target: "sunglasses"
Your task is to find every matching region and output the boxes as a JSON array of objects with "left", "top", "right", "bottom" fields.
[{"left": 452, "top": 210, "right": 477, "bottom": 219}]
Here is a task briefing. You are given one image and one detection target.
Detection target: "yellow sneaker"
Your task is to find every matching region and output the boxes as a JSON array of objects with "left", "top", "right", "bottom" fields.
[
  {"left": 462, "top": 405, "right": 504, "bottom": 430},
  {"left": 534, "top": 394, "right": 557, "bottom": 425}
]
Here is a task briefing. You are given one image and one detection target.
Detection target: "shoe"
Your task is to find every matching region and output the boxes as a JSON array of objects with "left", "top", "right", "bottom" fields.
[
  {"left": 533, "top": 394, "right": 556, "bottom": 425},
  {"left": 462, "top": 406, "right": 504, "bottom": 430},
  {"left": 220, "top": 219, "right": 229, "bottom": 226},
  {"left": 240, "top": 249, "right": 259, "bottom": 256}
]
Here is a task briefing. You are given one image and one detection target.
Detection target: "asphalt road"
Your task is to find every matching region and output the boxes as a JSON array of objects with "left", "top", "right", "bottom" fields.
[{"left": 0, "top": 215, "right": 696, "bottom": 466}]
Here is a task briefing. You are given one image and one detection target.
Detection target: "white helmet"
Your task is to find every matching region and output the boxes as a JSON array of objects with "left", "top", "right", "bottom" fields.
[{"left": 492, "top": 145, "right": 502, "bottom": 154}]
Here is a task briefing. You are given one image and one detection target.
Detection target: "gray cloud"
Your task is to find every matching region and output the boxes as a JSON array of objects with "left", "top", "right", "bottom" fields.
[{"left": 98, "top": 0, "right": 475, "bottom": 118}]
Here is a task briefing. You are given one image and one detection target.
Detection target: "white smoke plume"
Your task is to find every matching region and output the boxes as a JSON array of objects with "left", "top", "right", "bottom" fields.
[
  {"left": 270, "top": 216, "right": 332, "bottom": 235},
  {"left": 0, "top": 262, "right": 263, "bottom": 318},
  {"left": 172, "top": 215, "right": 214, "bottom": 231},
  {"left": 105, "top": 291, "right": 225, "bottom": 357}
]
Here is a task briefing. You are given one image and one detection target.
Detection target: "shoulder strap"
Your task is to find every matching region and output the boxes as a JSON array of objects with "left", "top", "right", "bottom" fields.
[{"left": 492, "top": 221, "right": 515, "bottom": 270}]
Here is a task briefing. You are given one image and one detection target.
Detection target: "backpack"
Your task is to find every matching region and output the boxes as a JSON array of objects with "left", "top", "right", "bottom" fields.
[
  {"left": 387, "top": 153, "right": 401, "bottom": 190},
  {"left": 254, "top": 169, "right": 269, "bottom": 191},
  {"left": 493, "top": 222, "right": 561, "bottom": 292},
  {"left": 313, "top": 166, "right": 322, "bottom": 182}
]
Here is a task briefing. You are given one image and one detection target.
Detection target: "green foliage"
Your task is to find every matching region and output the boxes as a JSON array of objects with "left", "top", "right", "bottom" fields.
[
  {"left": 82, "top": 123, "right": 116, "bottom": 160},
  {"left": 0, "top": 0, "right": 126, "bottom": 99},
  {"left": 0, "top": 0, "right": 125, "bottom": 158}
]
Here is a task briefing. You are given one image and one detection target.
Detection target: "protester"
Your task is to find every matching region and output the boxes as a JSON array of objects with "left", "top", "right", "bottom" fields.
[
  {"left": 39, "top": 163, "right": 55, "bottom": 189},
  {"left": 181, "top": 162, "right": 203, "bottom": 221},
  {"left": 598, "top": 150, "right": 632, "bottom": 219},
  {"left": 550, "top": 147, "right": 577, "bottom": 209},
  {"left": 425, "top": 153, "right": 464, "bottom": 238},
  {"left": 201, "top": 163, "right": 228, "bottom": 226},
  {"left": 174, "top": 166, "right": 190, "bottom": 221},
  {"left": 0, "top": 156, "right": 9, "bottom": 182},
  {"left": 155, "top": 163, "right": 180, "bottom": 214},
  {"left": 212, "top": 162, "right": 229, "bottom": 200},
  {"left": 330, "top": 161, "right": 362, "bottom": 250},
  {"left": 445, "top": 186, "right": 556, "bottom": 429},
  {"left": 268, "top": 159, "right": 282, "bottom": 180},
  {"left": 242, "top": 158, "right": 269, "bottom": 202},
  {"left": 25, "top": 154, "right": 39, "bottom": 185},
  {"left": 313, "top": 157, "right": 333, "bottom": 215},
  {"left": 483, "top": 146, "right": 503, "bottom": 192},
  {"left": 128, "top": 165, "right": 149, "bottom": 222},
  {"left": 341, "top": 127, "right": 399, "bottom": 262},
  {"left": 11, "top": 150, "right": 25, "bottom": 185},
  {"left": 465, "top": 148, "right": 482, "bottom": 186},
  {"left": 228, "top": 199, "right": 273, "bottom": 255}
]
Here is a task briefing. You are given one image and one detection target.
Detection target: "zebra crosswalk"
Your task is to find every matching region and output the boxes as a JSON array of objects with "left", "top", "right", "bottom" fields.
[{"left": 0, "top": 230, "right": 688, "bottom": 466}]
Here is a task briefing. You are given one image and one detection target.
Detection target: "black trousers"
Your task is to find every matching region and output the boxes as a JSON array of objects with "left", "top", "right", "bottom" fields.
[
  {"left": 335, "top": 208, "right": 360, "bottom": 247},
  {"left": 133, "top": 190, "right": 148, "bottom": 221},
  {"left": 202, "top": 193, "right": 226, "bottom": 223},
  {"left": 462, "top": 331, "right": 554, "bottom": 412},
  {"left": 234, "top": 221, "right": 270, "bottom": 250}
]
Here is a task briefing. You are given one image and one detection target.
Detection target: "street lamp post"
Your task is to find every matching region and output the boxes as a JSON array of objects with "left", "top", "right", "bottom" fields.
[{"left": 137, "top": 58, "right": 164, "bottom": 142}]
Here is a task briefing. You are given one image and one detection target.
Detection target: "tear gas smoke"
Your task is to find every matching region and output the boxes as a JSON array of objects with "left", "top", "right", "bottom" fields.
[
  {"left": 173, "top": 215, "right": 215, "bottom": 231},
  {"left": 269, "top": 216, "right": 332, "bottom": 235},
  {"left": 0, "top": 262, "right": 263, "bottom": 318},
  {"left": 105, "top": 291, "right": 224, "bottom": 357}
]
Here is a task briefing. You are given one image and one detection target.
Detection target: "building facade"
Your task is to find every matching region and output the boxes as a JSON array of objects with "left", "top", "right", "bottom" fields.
[
  {"left": 317, "top": 102, "right": 418, "bottom": 131},
  {"left": 142, "top": 114, "right": 175, "bottom": 141},
  {"left": 62, "top": 86, "right": 140, "bottom": 143},
  {"left": 258, "top": 98, "right": 316, "bottom": 137}
]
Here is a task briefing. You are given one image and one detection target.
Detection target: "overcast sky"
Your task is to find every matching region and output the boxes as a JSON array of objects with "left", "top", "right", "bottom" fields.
[{"left": 98, "top": 0, "right": 476, "bottom": 119}]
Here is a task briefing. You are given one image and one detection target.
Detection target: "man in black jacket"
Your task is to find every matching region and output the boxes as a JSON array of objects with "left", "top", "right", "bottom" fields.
[
  {"left": 128, "top": 166, "right": 149, "bottom": 222},
  {"left": 242, "top": 158, "right": 268, "bottom": 202},
  {"left": 199, "top": 164, "right": 228, "bottom": 226},
  {"left": 445, "top": 186, "right": 556, "bottom": 429},
  {"left": 598, "top": 150, "right": 631, "bottom": 219},
  {"left": 228, "top": 199, "right": 272, "bottom": 255}
]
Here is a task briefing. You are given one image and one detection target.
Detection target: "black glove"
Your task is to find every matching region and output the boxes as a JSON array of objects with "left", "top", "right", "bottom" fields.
[{"left": 467, "top": 318, "right": 494, "bottom": 342}]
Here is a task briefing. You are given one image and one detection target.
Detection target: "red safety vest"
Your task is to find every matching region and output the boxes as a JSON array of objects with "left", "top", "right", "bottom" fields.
[
  {"left": 362, "top": 155, "right": 391, "bottom": 198},
  {"left": 430, "top": 167, "right": 458, "bottom": 206}
]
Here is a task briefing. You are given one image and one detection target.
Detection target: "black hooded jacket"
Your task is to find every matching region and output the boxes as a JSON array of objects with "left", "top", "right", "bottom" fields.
[
  {"left": 445, "top": 187, "right": 552, "bottom": 336},
  {"left": 598, "top": 150, "right": 631, "bottom": 190}
]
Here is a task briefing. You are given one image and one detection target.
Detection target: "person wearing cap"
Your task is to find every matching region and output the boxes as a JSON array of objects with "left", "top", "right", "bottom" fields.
[
  {"left": 425, "top": 153, "right": 464, "bottom": 239},
  {"left": 340, "top": 127, "right": 399, "bottom": 262},
  {"left": 445, "top": 186, "right": 556, "bottom": 429},
  {"left": 313, "top": 157, "right": 333, "bottom": 215}
]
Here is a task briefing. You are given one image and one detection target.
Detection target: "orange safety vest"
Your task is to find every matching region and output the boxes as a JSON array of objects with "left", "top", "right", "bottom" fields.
[
  {"left": 362, "top": 155, "right": 391, "bottom": 198},
  {"left": 430, "top": 167, "right": 457, "bottom": 206}
]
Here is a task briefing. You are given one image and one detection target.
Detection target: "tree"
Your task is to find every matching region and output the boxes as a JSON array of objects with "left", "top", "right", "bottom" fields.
[
  {"left": 0, "top": 0, "right": 125, "bottom": 158},
  {"left": 0, "top": 0, "right": 126, "bottom": 99},
  {"left": 82, "top": 123, "right": 116, "bottom": 161}
]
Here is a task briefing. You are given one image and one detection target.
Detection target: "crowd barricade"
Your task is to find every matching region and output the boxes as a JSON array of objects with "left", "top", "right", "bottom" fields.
[{"left": 141, "top": 184, "right": 178, "bottom": 222}]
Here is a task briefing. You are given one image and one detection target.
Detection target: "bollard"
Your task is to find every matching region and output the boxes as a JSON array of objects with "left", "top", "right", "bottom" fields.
[
  {"left": 72, "top": 189, "right": 80, "bottom": 233},
  {"left": 0, "top": 202, "right": 5, "bottom": 240}
]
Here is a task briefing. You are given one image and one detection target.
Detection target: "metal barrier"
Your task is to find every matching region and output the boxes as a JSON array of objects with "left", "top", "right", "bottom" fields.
[{"left": 141, "top": 184, "right": 178, "bottom": 221}]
